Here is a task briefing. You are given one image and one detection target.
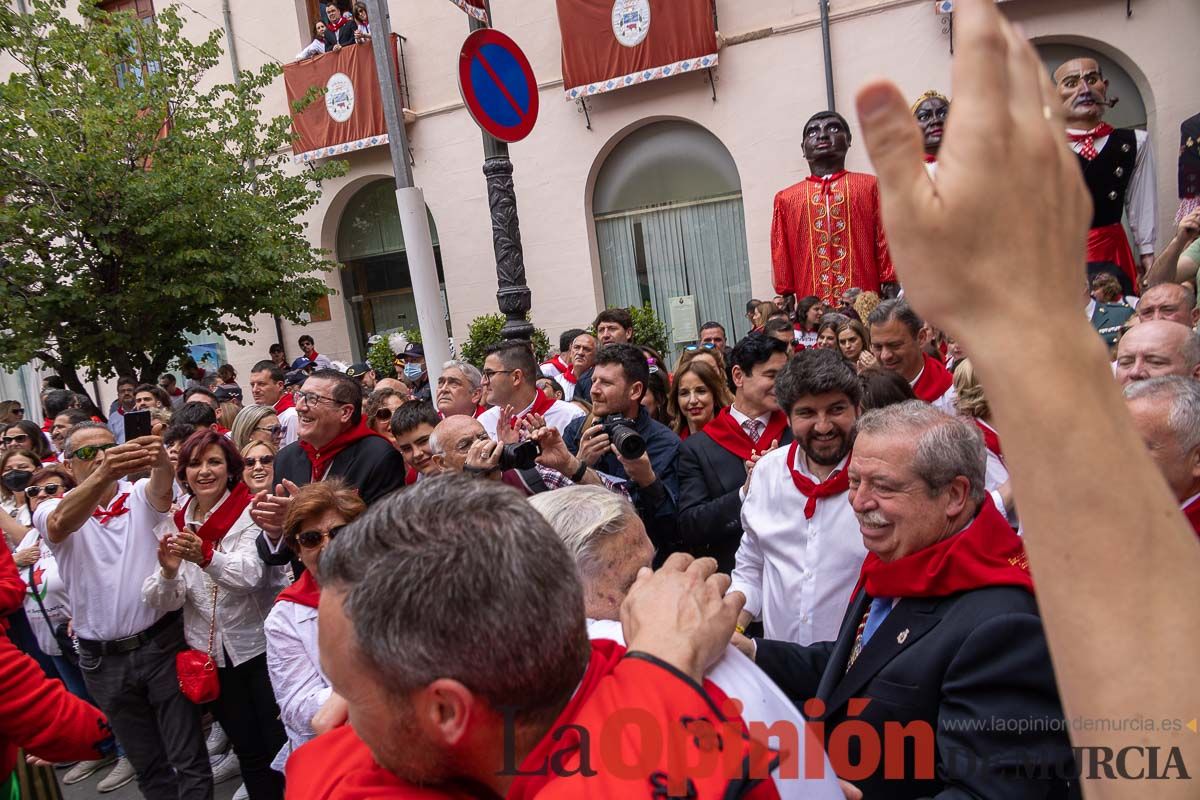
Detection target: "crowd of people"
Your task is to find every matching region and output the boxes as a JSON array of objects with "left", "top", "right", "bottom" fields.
[
  {"left": 2, "top": 1, "right": 1198, "bottom": 798},
  {"left": 294, "top": 1, "right": 372, "bottom": 61}
]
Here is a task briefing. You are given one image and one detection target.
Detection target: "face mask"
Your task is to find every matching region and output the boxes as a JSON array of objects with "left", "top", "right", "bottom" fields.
[
  {"left": 403, "top": 363, "right": 424, "bottom": 381},
  {"left": 1, "top": 470, "right": 33, "bottom": 493}
]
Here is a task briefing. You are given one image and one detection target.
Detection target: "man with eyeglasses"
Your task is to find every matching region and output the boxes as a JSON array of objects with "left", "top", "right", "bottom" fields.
[
  {"left": 477, "top": 341, "right": 583, "bottom": 442},
  {"left": 249, "top": 360, "right": 299, "bottom": 446},
  {"left": 251, "top": 370, "right": 404, "bottom": 572},
  {"left": 34, "top": 422, "right": 213, "bottom": 799}
]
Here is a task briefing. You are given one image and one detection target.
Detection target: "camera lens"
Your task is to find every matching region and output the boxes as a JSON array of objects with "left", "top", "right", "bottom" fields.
[
  {"left": 603, "top": 417, "right": 646, "bottom": 460},
  {"left": 497, "top": 440, "right": 540, "bottom": 471}
]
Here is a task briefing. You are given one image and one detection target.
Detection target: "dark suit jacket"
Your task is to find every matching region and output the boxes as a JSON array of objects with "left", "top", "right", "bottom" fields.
[
  {"left": 256, "top": 434, "right": 406, "bottom": 569},
  {"left": 676, "top": 427, "right": 793, "bottom": 573},
  {"left": 756, "top": 588, "right": 1077, "bottom": 799},
  {"left": 1089, "top": 301, "right": 1134, "bottom": 348}
]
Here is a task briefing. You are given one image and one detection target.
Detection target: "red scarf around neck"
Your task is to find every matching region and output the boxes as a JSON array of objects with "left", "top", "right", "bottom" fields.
[
  {"left": 853, "top": 500, "right": 1033, "bottom": 599},
  {"left": 703, "top": 407, "right": 788, "bottom": 462},
  {"left": 911, "top": 353, "right": 953, "bottom": 404},
  {"left": 507, "top": 390, "right": 555, "bottom": 430},
  {"left": 277, "top": 569, "right": 321, "bottom": 608},
  {"left": 1067, "top": 123, "right": 1115, "bottom": 161},
  {"left": 173, "top": 482, "right": 253, "bottom": 568},
  {"left": 1181, "top": 495, "right": 1200, "bottom": 539},
  {"left": 806, "top": 169, "right": 848, "bottom": 196},
  {"left": 300, "top": 420, "right": 383, "bottom": 482},
  {"left": 974, "top": 419, "right": 1003, "bottom": 462},
  {"left": 325, "top": 15, "right": 346, "bottom": 32},
  {"left": 274, "top": 393, "right": 295, "bottom": 414},
  {"left": 787, "top": 441, "right": 850, "bottom": 518},
  {"left": 923, "top": 153, "right": 937, "bottom": 164},
  {"left": 92, "top": 492, "right": 131, "bottom": 523},
  {"left": 546, "top": 354, "right": 570, "bottom": 375}
]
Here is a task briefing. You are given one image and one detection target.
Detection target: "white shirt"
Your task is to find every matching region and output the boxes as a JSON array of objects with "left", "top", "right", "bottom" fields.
[
  {"left": 295, "top": 38, "right": 326, "bottom": 60},
  {"left": 265, "top": 598, "right": 329, "bottom": 772},
  {"left": 910, "top": 363, "right": 958, "bottom": 415},
  {"left": 17, "top": 529, "right": 70, "bottom": 656},
  {"left": 586, "top": 619, "right": 842, "bottom": 800},
  {"left": 730, "top": 447, "right": 865, "bottom": 646},
  {"left": 553, "top": 374, "right": 577, "bottom": 402},
  {"left": 1068, "top": 127, "right": 1156, "bottom": 254},
  {"left": 479, "top": 395, "right": 584, "bottom": 440},
  {"left": 37, "top": 479, "right": 170, "bottom": 641},
  {"left": 278, "top": 406, "right": 299, "bottom": 447},
  {"left": 140, "top": 492, "right": 288, "bottom": 667}
]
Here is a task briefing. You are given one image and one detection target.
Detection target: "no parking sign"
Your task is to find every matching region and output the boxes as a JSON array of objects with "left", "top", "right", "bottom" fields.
[{"left": 458, "top": 28, "right": 540, "bottom": 143}]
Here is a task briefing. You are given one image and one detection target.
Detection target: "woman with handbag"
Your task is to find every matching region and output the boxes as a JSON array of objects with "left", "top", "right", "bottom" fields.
[{"left": 141, "top": 430, "right": 288, "bottom": 800}]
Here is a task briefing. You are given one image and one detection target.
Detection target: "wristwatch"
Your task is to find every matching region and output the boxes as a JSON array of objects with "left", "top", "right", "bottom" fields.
[{"left": 569, "top": 460, "right": 588, "bottom": 483}]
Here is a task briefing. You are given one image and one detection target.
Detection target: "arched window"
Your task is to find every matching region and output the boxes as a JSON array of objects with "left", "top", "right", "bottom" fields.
[
  {"left": 336, "top": 179, "right": 447, "bottom": 348},
  {"left": 1037, "top": 44, "right": 1147, "bottom": 130},
  {"left": 593, "top": 121, "right": 751, "bottom": 350}
]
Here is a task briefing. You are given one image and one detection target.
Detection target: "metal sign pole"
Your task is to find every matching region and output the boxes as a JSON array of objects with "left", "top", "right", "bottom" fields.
[
  {"left": 469, "top": 2, "right": 534, "bottom": 341},
  {"left": 362, "top": 0, "right": 450, "bottom": 380}
]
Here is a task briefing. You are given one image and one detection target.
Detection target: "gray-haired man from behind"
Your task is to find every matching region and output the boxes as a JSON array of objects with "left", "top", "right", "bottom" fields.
[{"left": 1124, "top": 376, "right": 1200, "bottom": 535}]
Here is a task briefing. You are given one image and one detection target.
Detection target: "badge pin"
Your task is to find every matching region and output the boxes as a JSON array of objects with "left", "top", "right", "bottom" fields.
[{"left": 897, "top": 628, "right": 910, "bottom": 645}]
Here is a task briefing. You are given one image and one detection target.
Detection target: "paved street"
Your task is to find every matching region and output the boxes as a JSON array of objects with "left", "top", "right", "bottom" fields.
[{"left": 60, "top": 764, "right": 241, "bottom": 800}]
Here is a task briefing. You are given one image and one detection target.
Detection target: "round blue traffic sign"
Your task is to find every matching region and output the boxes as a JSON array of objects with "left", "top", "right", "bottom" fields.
[{"left": 458, "top": 28, "right": 539, "bottom": 143}]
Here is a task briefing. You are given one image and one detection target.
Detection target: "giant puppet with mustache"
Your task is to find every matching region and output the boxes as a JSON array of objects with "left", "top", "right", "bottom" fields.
[{"left": 1054, "top": 57, "right": 1157, "bottom": 294}]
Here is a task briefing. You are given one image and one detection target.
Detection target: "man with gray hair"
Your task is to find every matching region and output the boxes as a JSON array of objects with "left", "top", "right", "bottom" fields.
[
  {"left": 1114, "top": 319, "right": 1200, "bottom": 386},
  {"left": 1134, "top": 282, "right": 1200, "bottom": 328},
  {"left": 285, "top": 476, "right": 784, "bottom": 799},
  {"left": 434, "top": 360, "right": 484, "bottom": 418},
  {"left": 1124, "top": 376, "right": 1200, "bottom": 535},
  {"left": 739, "top": 401, "right": 1075, "bottom": 797}
]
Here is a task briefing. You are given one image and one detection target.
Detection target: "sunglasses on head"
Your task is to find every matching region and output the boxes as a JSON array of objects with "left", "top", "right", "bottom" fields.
[
  {"left": 1, "top": 434, "right": 30, "bottom": 446},
  {"left": 25, "top": 484, "right": 65, "bottom": 499},
  {"left": 292, "top": 524, "right": 345, "bottom": 550},
  {"left": 70, "top": 443, "right": 118, "bottom": 460},
  {"left": 685, "top": 343, "right": 717, "bottom": 352},
  {"left": 245, "top": 455, "right": 275, "bottom": 468}
]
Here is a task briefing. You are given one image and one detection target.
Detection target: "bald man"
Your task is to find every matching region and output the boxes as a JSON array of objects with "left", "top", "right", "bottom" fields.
[
  {"left": 1135, "top": 282, "right": 1200, "bottom": 328},
  {"left": 1114, "top": 320, "right": 1200, "bottom": 385},
  {"left": 1054, "top": 57, "right": 1157, "bottom": 290}
]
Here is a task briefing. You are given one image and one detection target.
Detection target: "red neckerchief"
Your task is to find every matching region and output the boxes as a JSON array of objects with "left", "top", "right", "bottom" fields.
[
  {"left": 787, "top": 441, "right": 850, "bottom": 519},
  {"left": 276, "top": 570, "right": 320, "bottom": 609},
  {"left": 215, "top": 425, "right": 230, "bottom": 436},
  {"left": 167, "top": 388, "right": 183, "bottom": 398},
  {"left": 473, "top": 404, "right": 486, "bottom": 418},
  {"left": 974, "top": 419, "right": 1003, "bottom": 462},
  {"left": 703, "top": 407, "right": 788, "bottom": 462},
  {"left": 559, "top": 368, "right": 578, "bottom": 385},
  {"left": 545, "top": 354, "right": 570, "bottom": 375},
  {"left": 911, "top": 353, "right": 953, "bottom": 404},
  {"left": 1181, "top": 495, "right": 1200, "bottom": 539},
  {"left": 508, "top": 391, "right": 555, "bottom": 430},
  {"left": 273, "top": 394, "right": 295, "bottom": 414},
  {"left": 92, "top": 492, "right": 131, "bottom": 523},
  {"left": 300, "top": 421, "right": 384, "bottom": 482},
  {"left": 173, "top": 483, "right": 253, "bottom": 568},
  {"left": 325, "top": 15, "right": 346, "bottom": 32},
  {"left": 41, "top": 418, "right": 52, "bottom": 432},
  {"left": 806, "top": 169, "right": 848, "bottom": 196},
  {"left": 853, "top": 500, "right": 1033, "bottom": 599},
  {"left": 679, "top": 426, "right": 690, "bottom": 441},
  {"left": 923, "top": 153, "right": 937, "bottom": 164},
  {"left": 1068, "top": 123, "right": 1115, "bottom": 161}
]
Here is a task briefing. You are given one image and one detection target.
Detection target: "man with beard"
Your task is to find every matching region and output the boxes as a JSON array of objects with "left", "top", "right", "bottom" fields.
[
  {"left": 1055, "top": 56, "right": 1157, "bottom": 292},
  {"left": 910, "top": 90, "right": 949, "bottom": 173},
  {"left": 771, "top": 111, "right": 894, "bottom": 305},
  {"left": 729, "top": 349, "right": 865, "bottom": 646}
]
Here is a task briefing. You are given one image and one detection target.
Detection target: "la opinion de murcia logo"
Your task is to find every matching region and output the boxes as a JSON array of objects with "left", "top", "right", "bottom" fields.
[
  {"left": 325, "top": 72, "right": 355, "bottom": 123},
  {"left": 611, "top": 0, "right": 650, "bottom": 48}
]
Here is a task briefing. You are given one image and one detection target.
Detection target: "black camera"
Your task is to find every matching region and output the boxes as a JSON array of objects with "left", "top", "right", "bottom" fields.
[
  {"left": 601, "top": 415, "right": 646, "bottom": 460},
  {"left": 497, "top": 439, "right": 540, "bottom": 471}
]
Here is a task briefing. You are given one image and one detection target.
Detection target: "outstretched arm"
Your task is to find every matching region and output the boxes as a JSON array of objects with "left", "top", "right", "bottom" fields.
[{"left": 854, "top": 0, "right": 1198, "bottom": 793}]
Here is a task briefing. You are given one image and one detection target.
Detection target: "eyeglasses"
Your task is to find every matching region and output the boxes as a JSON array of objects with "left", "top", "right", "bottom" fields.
[
  {"left": 295, "top": 391, "right": 344, "bottom": 408},
  {"left": 480, "top": 369, "right": 513, "bottom": 382},
  {"left": 70, "top": 443, "right": 118, "bottom": 460},
  {"left": 11, "top": 408, "right": 23, "bottom": 416},
  {"left": 244, "top": 455, "right": 275, "bottom": 468},
  {"left": 255, "top": 424, "right": 283, "bottom": 438},
  {"left": 1, "top": 434, "right": 31, "bottom": 446},
  {"left": 292, "top": 524, "right": 344, "bottom": 550},
  {"left": 685, "top": 343, "right": 716, "bottom": 352},
  {"left": 24, "top": 484, "right": 65, "bottom": 499}
]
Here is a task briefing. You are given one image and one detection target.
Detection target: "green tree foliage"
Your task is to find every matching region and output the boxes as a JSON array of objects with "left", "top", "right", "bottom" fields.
[
  {"left": 0, "top": 0, "right": 346, "bottom": 396},
  {"left": 460, "top": 314, "right": 550, "bottom": 368},
  {"left": 627, "top": 303, "right": 669, "bottom": 356}
]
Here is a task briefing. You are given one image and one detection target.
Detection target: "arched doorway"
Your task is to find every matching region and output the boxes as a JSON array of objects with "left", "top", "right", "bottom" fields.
[
  {"left": 592, "top": 121, "right": 751, "bottom": 350},
  {"left": 336, "top": 179, "right": 448, "bottom": 349}
]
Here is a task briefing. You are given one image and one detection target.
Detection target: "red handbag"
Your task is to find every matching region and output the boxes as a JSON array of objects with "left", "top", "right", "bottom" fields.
[{"left": 176, "top": 582, "right": 220, "bottom": 704}]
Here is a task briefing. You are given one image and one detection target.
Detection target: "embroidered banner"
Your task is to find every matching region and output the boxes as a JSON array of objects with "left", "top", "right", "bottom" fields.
[{"left": 555, "top": 0, "right": 718, "bottom": 101}]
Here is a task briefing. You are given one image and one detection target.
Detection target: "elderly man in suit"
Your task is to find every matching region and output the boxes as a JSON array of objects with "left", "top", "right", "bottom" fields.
[{"left": 737, "top": 401, "right": 1075, "bottom": 798}]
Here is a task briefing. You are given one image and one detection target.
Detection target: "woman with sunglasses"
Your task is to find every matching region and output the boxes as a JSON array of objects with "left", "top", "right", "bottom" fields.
[
  {"left": 241, "top": 440, "right": 277, "bottom": 495},
  {"left": 264, "top": 480, "right": 365, "bottom": 772},
  {"left": 0, "top": 401, "right": 23, "bottom": 427},
  {"left": 230, "top": 405, "right": 284, "bottom": 451},
  {"left": 2, "top": 420, "right": 51, "bottom": 463},
  {"left": 0, "top": 449, "right": 40, "bottom": 547},
  {"left": 666, "top": 361, "right": 733, "bottom": 441},
  {"left": 362, "top": 388, "right": 407, "bottom": 444},
  {"left": 141, "top": 430, "right": 288, "bottom": 800}
]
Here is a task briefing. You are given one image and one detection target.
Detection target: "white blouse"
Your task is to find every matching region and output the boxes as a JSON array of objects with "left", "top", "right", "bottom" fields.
[
  {"left": 264, "top": 598, "right": 330, "bottom": 772},
  {"left": 141, "top": 491, "right": 290, "bottom": 667}
]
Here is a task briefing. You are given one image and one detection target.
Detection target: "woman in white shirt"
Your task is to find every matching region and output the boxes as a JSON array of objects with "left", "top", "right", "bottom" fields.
[
  {"left": 263, "top": 479, "right": 365, "bottom": 773},
  {"left": 141, "top": 430, "right": 288, "bottom": 800}
]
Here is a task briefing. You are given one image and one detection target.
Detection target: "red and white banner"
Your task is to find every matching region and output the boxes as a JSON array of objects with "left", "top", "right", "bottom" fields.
[
  {"left": 447, "top": 0, "right": 488, "bottom": 23},
  {"left": 555, "top": 0, "right": 718, "bottom": 101},
  {"left": 284, "top": 39, "right": 397, "bottom": 164}
]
